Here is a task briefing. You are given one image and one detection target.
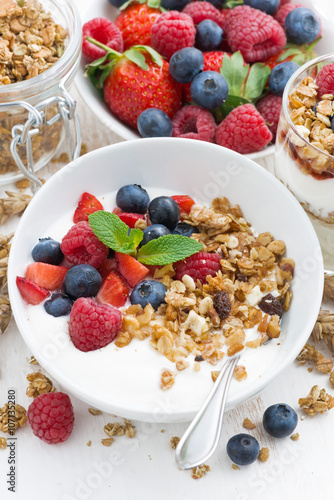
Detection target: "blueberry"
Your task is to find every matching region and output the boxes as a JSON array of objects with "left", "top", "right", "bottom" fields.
[
  {"left": 263, "top": 403, "right": 298, "bottom": 438},
  {"left": 116, "top": 184, "right": 150, "bottom": 214},
  {"left": 107, "top": 0, "right": 125, "bottom": 7},
  {"left": 32, "top": 237, "right": 63, "bottom": 265},
  {"left": 161, "top": 0, "right": 192, "bottom": 10},
  {"left": 148, "top": 196, "right": 180, "bottom": 231},
  {"left": 285, "top": 7, "right": 321, "bottom": 45},
  {"left": 172, "top": 222, "right": 199, "bottom": 238},
  {"left": 169, "top": 47, "right": 204, "bottom": 84},
  {"left": 130, "top": 279, "right": 166, "bottom": 310},
  {"left": 190, "top": 71, "right": 229, "bottom": 109},
  {"left": 44, "top": 293, "right": 73, "bottom": 317},
  {"left": 226, "top": 434, "right": 260, "bottom": 466},
  {"left": 269, "top": 61, "right": 300, "bottom": 97},
  {"left": 243, "top": 0, "right": 279, "bottom": 15},
  {"left": 140, "top": 224, "right": 170, "bottom": 247},
  {"left": 63, "top": 265, "right": 102, "bottom": 299},
  {"left": 195, "top": 20, "right": 224, "bottom": 52},
  {"left": 137, "top": 109, "right": 173, "bottom": 138},
  {"left": 207, "top": 0, "right": 224, "bottom": 6}
]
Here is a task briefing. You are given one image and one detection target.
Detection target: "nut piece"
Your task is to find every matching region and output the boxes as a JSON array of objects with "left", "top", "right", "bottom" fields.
[
  {"left": 88, "top": 408, "right": 102, "bottom": 416},
  {"left": 258, "top": 447, "right": 270, "bottom": 462},
  {"left": 170, "top": 436, "right": 180, "bottom": 449},
  {"left": 242, "top": 418, "right": 256, "bottom": 430},
  {"left": 191, "top": 464, "right": 210, "bottom": 479},
  {"left": 26, "top": 371, "right": 55, "bottom": 398},
  {"left": 0, "top": 403, "right": 27, "bottom": 434},
  {"left": 298, "top": 385, "right": 334, "bottom": 415},
  {"left": 290, "top": 433, "right": 300, "bottom": 441},
  {"left": 101, "top": 438, "right": 114, "bottom": 447},
  {"left": 0, "top": 437, "right": 7, "bottom": 449},
  {"left": 160, "top": 369, "right": 175, "bottom": 391}
]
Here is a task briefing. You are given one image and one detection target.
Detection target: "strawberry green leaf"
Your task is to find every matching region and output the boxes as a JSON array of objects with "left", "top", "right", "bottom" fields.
[
  {"left": 133, "top": 45, "right": 164, "bottom": 67},
  {"left": 147, "top": 0, "right": 162, "bottom": 8},
  {"left": 224, "top": 0, "right": 243, "bottom": 7},
  {"left": 119, "top": 0, "right": 133, "bottom": 10},
  {"left": 124, "top": 48, "right": 149, "bottom": 70},
  {"left": 244, "top": 63, "right": 271, "bottom": 101},
  {"left": 137, "top": 235, "right": 203, "bottom": 265},
  {"left": 89, "top": 211, "right": 134, "bottom": 253},
  {"left": 220, "top": 52, "right": 249, "bottom": 97},
  {"left": 218, "top": 95, "right": 250, "bottom": 118},
  {"left": 277, "top": 48, "right": 302, "bottom": 62}
]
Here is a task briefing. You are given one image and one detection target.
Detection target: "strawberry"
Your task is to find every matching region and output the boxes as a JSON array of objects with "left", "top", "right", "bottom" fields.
[
  {"left": 115, "top": 252, "right": 149, "bottom": 288},
  {"left": 96, "top": 270, "right": 129, "bottom": 307},
  {"left": 171, "top": 195, "right": 195, "bottom": 214},
  {"left": 86, "top": 43, "right": 182, "bottom": 130},
  {"left": 98, "top": 258, "right": 118, "bottom": 281},
  {"left": 25, "top": 263, "right": 68, "bottom": 291},
  {"left": 16, "top": 276, "right": 49, "bottom": 305},
  {"left": 115, "top": 1, "right": 162, "bottom": 50},
  {"left": 73, "top": 192, "right": 104, "bottom": 223},
  {"left": 112, "top": 207, "right": 145, "bottom": 228}
]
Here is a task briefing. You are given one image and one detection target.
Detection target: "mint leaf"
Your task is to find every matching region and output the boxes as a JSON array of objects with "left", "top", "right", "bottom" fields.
[
  {"left": 244, "top": 63, "right": 271, "bottom": 101},
  {"left": 128, "top": 228, "right": 144, "bottom": 249},
  {"left": 89, "top": 211, "right": 132, "bottom": 252},
  {"left": 137, "top": 235, "right": 203, "bottom": 265},
  {"left": 220, "top": 52, "right": 249, "bottom": 97}
]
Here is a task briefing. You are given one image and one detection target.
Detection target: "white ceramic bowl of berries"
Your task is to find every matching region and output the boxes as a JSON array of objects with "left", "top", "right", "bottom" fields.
[
  {"left": 8, "top": 138, "right": 323, "bottom": 422},
  {"left": 75, "top": 0, "right": 334, "bottom": 160}
]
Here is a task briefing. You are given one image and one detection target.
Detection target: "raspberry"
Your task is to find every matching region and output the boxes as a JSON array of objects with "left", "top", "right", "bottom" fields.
[
  {"left": 27, "top": 392, "right": 74, "bottom": 444},
  {"left": 223, "top": 5, "right": 286, "bottom": 62},
  {"left": 182, "top": 1, "right": 224, "bottom": 28},
  {"left": 274, "top": 3, "right": 303, "bottom": 26},
  {"left": 151, "top": 11, "right": 196, "bottom": 61},
  {"left": 215, "top": 103, "right": 272, "bottom": 154},
  {"left": 172, "top": 105, "right": 216, "bottom": 142},
  {"left": 82, "top": 18, "right": 123, "bottom": 62},
  {"left": 69, "top": 297, "right": 122, "bottom": 352},
  {"left": 279, "top": 0, "right": 291, "bottom": 4},
  {"left": 174, "top": 252, "right": 221, "bottom": 283},
  {"left": 316, "top": 63, "right": 334, "bottom": 98},
  {"left": 61, "top": 221, "right": 108, "bottom": 269},
  {"left": 256, "top": 93, "right": 282, "bottom": 140},
  {"left": 213, "top": 290, "right": 231, "bottom": 320},
  {"left": 258, "top": 293, "right": 283, "bottom": 318}
]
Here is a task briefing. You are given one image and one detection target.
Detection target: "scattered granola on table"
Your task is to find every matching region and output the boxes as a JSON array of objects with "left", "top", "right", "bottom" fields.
[
  {"left": 311, "top": 310, "right": 334, "bottom": 355},
  {"left": 0, "top": 436, "right": 7, "bottom": 449},
  {"left": 258, "top": 447, "right": 270, "bottom": 462},
  {"left": 88, "top": 408, "right": 102, "bottom": 416},
  {"left": 170, "top": 436, "right": 180, "bottom": 450},
  {"left": 243, "top": 417, "right": 256, "bottom": 430},
  {"left": 26, "top": 371, "right": 55, "bottom": 398},
  {"left": 191, "top": 464, "right": 210, "bottom": 479},
  {"left": 0, "top": 403, "right": 27, "bottom": 433},
  {"left": 298, "top": 385, "right": 334, "bottom": 416},
  {"left": 290, "top": 433, "right": 300, "bottom": 441},
  {"left": 297, "top": 343, "right": 333, "bottom": 374}
]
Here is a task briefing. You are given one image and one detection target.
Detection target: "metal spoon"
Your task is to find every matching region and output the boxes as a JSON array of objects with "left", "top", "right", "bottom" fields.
[{"left": 175, "top": 354, "right": 240, "bottom": 469}]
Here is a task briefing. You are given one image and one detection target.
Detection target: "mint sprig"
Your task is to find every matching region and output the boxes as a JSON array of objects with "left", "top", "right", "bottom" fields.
[{"left": 88, "top": 211, "right": 203, "bottom": 265}]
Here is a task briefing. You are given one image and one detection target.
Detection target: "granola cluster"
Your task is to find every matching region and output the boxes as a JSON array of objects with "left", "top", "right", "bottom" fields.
[
  {"left": 0, "top": 403, "right": 27, "bottom": 433},
  {"left": 298, "top": 385, "right": 334, "bottom": 416}
]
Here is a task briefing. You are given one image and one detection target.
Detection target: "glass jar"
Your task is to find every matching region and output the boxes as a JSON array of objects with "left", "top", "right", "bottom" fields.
[
  {"left": 275, "top": 53, "right": 334, "bottom": 270},
  {"left": 0, "top": 0, "right": 82, "bottom": 189}
]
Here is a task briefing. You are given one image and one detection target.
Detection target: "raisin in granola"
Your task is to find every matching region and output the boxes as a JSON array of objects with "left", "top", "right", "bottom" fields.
[
  {"left": 213, "top": 290, "right": 231, "bottom": 320},
  {"left": 258, "top": 294, "right": 283, "bottom": 318}
]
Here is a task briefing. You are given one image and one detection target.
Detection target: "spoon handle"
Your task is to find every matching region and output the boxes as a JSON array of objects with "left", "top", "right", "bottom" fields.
[{"left": 175, "top": 354, "right": 240, "bottom": 469}]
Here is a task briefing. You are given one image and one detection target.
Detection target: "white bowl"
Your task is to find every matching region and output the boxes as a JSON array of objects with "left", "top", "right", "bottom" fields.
[
  {"left": 8, "top": 138, "right": 323, "bottom": 422},
  {"left": 75, "top": 0, "right": 334, "bottom": 161}
]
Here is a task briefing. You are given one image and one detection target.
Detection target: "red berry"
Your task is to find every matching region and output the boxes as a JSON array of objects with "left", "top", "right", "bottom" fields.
[
  {"left": 256, "top": 93, "right": 282, "bottom": 140},
  {"left": 112, "top": 208, "right": 145, "bottom": 228},
  {"left": 115, "top": 3, "right": 161, "bottom": 50},
  {"left": 61, "top": 221, "right": 108, "bottom": 269},
  {"left": 115, "top": 252, "right": 149, "bottom": 288},
  {"left": 16, "top": 276, "right": 49, "bottom": 305},
  {"left": 96, "top": 270, "right": 129, "bottom": 308},
  {"left": 98, "top": 258, "right": 118, "bottom": 281},
  {"left": 151, "top": 11, "right": 196, "bottom": 61},
  {"left": 274, "top": 3, "right": 303, "bottom": 26},
  {"left": 25, "top": 262, "right": 68, "bottom": 291},
  {"left": 73, "top": 192, "right": 104, "bottom": 224},
  {"left": 82, "top": 18, "right": 123, "bottom": 62},
  {"left": 27, "top": 392, "right": 74, "bottom": 444},
  {"left": 223, "top": 5, "right": 286, "bottom": 62},
  {"left": 316, "top": 63, "right": 334, "bottom": 98},
  {"left": 182, "top": 1, "right": 224, "bottom": 28},
  {"left": 171, "top": 195, "right": 195, "bottom": 215},
  {"left": 68, "top": 297, "right": 122, "bottom": 352},
  {"left": 174, "top": 252, "right": 221, "bottom": 283},
  {"left": 172, "top": 105, "right": 216, "bottom": 142},
  {"left": 215, "top": 103, "right": 272, "bottom": 154}
]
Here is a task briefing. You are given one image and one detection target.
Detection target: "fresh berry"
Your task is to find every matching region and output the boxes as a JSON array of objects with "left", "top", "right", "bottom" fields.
[
  {"left": 244, "top": 0, "right": 279, "bottom": 16},
  {"left": 115, "top": 252, "right": 150, "bottom": 287},
  {"left": 16, "top": 276, "right": 49, "bottom": 305},
  {"left": 316, "top": 63, "right": 334, "bottom": 98},
  {"left": 32, "top": 238, "right": 64, "bottom": 266},
  {"left": 258, "top": 293, "right": 283, "bottom": 317},
  {"left": 151, "top": 11, "right": 196, "bottom": 61},
  {"left": 68, "top": 297, "right": 122, "bottom": 352},
  {"left": 269, "top": 61, "right": 299, "bottom": 96},
  {"left": 61, "top": 221, "right": 109, "bottom": 269},
  {"left": 130, "top": 279, "right": 166, "bottom": 310},
  {"left": 82, "top": 18, "right": 123, "bottom": 62},
  {"left": 174, "top": 251, "right": 221, "bottom": 283},
  {"left": 213, "top": 290, "right": 231, "bottom": 319},
  {"left": 96, "top": 270, "right": 129, "bottom": 307},
  {"left": 98, "top": 257, "right": 118, "bottom": 281},
  {"left": 263, "top": 403, "right": 298, "bottom": 438},
  {"left": 256, "top": 93, "right": 282, "bottom": 140},
  {"left": 172, "top": 222, "right": 199, "bottom": 237},
  {"left": 226, "top": 434, "right": 260, "bottom": 466},
  {"left": 171, "top": 195, "right": 195, "bottom": 214},
  {"left": 113, "top": 208, "right": 146, "bottom": 228},
  {"left": 205, "top": 0, "right": 224, "bottom": 6},
  {"left": 274, "top": 3, "right": 303, "bottom": 27},
  {"left": 183, "top": 51, "right": 226, "bottom": 103},
  {"left": 195, "top": 20, "right": 223, "bottom": 52},
  {"left": 182, "top": 2, "right": 224, "bottom": 29},
  {"left": 116, "top": 184, "right": 150, "bottom": 214},
  {"left": 115, "top": 3, "right": 161, "bottom": 50},
  {"left": 161, "top": 0, "right": 192, "bottom": 9},
  {"left": 285, "top": 7, "right": 321, "bottom": 45},
  {"left": 215, "top": 104, "right": 272, "bottom": 154},
  {"left": 169, "top": 47, "right": 204, "bottom": 84},
  {"left": 172, "top": 105, "right": 217, "bottom": 142},
  {"left": 137, "top": 108, "right": 173, "bottom": 138},
  {"left": 27, "top": 392, "right": 74, "bottom": 444},
  {"left": 108, "top": 0, "right": 124, "bottom": 6},
  {"left": 73, "top": 192, "right": 104, "bottom": 224},
  {"left": 148, "top": 196, "right": 180, "bottom": 231},
  {"left": 190, "top": 71, "right": 229, "bottom": 109},
  {"left": 140, "top": 224, "right": 171, "bottom": 247},
  {"left": 44, "top": 293, "right": 73, "bottom": 317},
  {"left": 25, "top": 262, "right": 68, "bottom": 291},
  {"left": 223, "top": 6, "right": 286, "bottom": 62},
  {"left": 63, "top": 264, "right": 102, "bottom": 299}
]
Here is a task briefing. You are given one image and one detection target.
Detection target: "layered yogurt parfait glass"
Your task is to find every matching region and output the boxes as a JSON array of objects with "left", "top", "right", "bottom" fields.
[{"left": 275, "top": 53, "right": 334, "bottom": 270}]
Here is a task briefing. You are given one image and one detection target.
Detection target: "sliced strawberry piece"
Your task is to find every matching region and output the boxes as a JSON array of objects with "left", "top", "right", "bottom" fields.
[
  {"left": 112, "top": 208, "right": 145, "bottom": 228},
  {"left": 25, "top": 263, "right": 68, "bottom": 291},
  {"left": 16, "top": 276, "right": 49, "bottom": 305},
  {"left": 73, "top": 192, "right": 104, "bottom": 223},
  {"left": 98, "top": 258, "right": 117, "bottom": 281},
  {"left": 115, "top": 252, "right": 149, "bottom": 288},
  {"left": 96, "top": 270, "right": 129, "bottom": 308},
  {"left": 171, "top": 195, "right": 195, "bottom": 215}
]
